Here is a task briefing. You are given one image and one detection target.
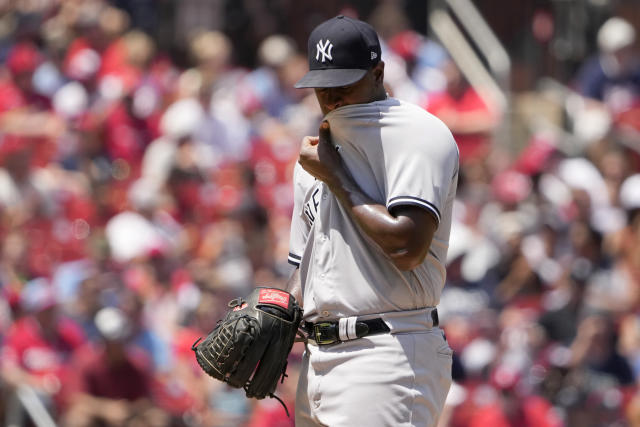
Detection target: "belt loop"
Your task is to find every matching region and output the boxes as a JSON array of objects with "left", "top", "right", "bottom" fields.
[
  {"left": 346, "top": 316, "right": 358, "bottom": 340},
  {"left": 431, "top": 308, "right": 439, "bottom": 327},
  {"left": 338, "top": 318, "right": 348, "bottom": 341}
]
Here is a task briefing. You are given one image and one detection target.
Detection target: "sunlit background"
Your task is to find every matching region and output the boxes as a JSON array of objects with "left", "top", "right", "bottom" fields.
[{"left": 0, "top": 1, "right": 639, "bottom": 426}]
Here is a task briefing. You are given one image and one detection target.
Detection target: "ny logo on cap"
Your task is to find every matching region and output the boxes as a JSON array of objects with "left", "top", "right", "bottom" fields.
[{"left": 316, "top": 39, "right": 333, "bottom": 63}]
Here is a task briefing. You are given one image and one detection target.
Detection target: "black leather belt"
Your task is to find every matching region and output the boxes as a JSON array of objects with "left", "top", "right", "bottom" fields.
[{"left": 303, "top": 309, "right": 439, "bottom": 346}]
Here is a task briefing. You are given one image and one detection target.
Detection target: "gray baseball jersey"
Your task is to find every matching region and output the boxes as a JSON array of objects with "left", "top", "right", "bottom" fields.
[{"left": 288, "top": 97, "right": 459, "bottom": 322}]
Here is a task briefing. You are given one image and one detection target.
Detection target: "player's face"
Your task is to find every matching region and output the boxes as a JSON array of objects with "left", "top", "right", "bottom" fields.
[{"left": 314, "top": 62, "right": 385, "bottom": 115}]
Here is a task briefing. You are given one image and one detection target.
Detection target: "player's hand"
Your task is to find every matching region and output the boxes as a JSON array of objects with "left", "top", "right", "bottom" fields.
[{"left": 298, "top": 121, "right": 343, "bottom": 185}]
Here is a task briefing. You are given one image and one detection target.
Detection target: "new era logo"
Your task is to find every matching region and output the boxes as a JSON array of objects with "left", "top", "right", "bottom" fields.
[
  {"left": 316, "top": 39, "right": 333, "bottom": 62},
  {"left": 371, "top": 51, "right": 377, "bottom": 60}
]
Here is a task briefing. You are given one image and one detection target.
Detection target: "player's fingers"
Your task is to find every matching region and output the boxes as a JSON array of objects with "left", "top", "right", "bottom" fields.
[
  {"left": 302, "top": 135, "right": 319, "bottom": 146},
  {"left": 318, "top": 121, "right": 331, "bottom": 142}
]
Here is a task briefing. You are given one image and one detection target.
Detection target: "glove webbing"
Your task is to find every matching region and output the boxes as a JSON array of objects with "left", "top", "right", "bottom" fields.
[
  {"left": 220, "top": 316, "right": 255, "bottom": 380},
  {"left": 191, "top": 315, "right": 256, "bottom": 381}
]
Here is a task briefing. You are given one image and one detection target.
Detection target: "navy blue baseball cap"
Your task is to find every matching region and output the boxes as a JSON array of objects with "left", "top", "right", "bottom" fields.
[{"left": 294, "top": 15, "right": 382, "bottom": 89}]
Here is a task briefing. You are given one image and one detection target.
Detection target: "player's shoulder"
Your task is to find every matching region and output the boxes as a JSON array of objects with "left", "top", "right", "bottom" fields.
[
  {"left": 392, "top": 98, "right": 450, "bottom": 129},
  {"left": 386, "top": 98, "right": 458, "bottom": 152}
]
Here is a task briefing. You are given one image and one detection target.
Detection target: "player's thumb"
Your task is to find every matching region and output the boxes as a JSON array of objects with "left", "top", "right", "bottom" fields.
[{"left": 319, "top": 121, "right": 331, "bottom": 141}]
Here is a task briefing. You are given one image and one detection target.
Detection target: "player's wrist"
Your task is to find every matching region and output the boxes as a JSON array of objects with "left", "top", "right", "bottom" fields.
[
  {"left": 325, "top": 174, "right": 353, "bottom": 206},
  {"left": 326, "top": 164, "right": 358, "bottom": 194}
]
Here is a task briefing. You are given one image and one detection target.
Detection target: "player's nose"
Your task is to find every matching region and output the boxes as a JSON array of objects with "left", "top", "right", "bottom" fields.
[{"left": 324, "top": 90, "right": 343, "bottom": 111}]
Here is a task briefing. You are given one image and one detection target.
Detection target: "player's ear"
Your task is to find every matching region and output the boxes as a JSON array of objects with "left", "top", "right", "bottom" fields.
[{"left": 372, "top": 61, "right": 385, "bottom": 85}]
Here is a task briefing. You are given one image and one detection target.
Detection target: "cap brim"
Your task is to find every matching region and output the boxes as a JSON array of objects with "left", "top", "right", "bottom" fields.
[{"left": 294, "top": 68, "right": 368, "bottom": 88}]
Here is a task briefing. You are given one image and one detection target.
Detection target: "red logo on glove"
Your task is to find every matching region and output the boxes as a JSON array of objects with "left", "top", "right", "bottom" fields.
[{"left": 258, "top": 289, "right": 290, "bottom": 309}]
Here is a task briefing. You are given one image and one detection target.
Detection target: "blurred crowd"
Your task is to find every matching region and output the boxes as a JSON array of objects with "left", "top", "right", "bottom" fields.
[
  {"left": 436, "top": 13, "right": 640, "bottom": 427},
  {"left": 0, "top": 0, "right": 639, "bottom": 426}
]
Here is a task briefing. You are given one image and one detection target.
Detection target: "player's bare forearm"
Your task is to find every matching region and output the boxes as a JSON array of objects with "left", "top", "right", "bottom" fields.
[
  {"left": 327, "top": 168, "right": 436, "bottom": 270},
  {"left": 299, "top": 121, "right": 437, "bottom": 270}
]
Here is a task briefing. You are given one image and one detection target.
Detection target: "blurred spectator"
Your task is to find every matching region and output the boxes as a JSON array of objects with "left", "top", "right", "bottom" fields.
[
  {"left": 0, "top": 40, "right": 64, "bottom": 143},
  {"left": 62, "top": 306, "right": 168, "bottom": 426},
  {"left": 119, "top": 289, "right": 172, "bottom": 373},
  {"left": 538, "top": 258, "right": 592, "bottom": 346},
  {"left": 574, "top": 17, "right": 640, "bottom": 115},
  {"left": 569, "top": 313, "right": 634, "bottom": 386},
  {"left": 384, "top": 29, "right": 449, "bottom": 103},
  {"left": 3, "top": 41, "right": 48, "bottom": 110},
  {"left": 423, "top": 59, "right": 501, "bottom": 165},
  {"left": 247, "top": 34, "right": 308, "bottom": 119},
  {"left": 463, "top": 387, "right": 562, "bottom": 427},
  {"left": 0, "top": 278, "right": 86, "bottom": 416}
]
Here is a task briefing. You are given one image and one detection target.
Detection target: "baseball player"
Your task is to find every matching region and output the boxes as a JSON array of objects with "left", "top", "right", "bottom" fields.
[{"left": 285, "top": 15, "right": 459, "bottom": 426}]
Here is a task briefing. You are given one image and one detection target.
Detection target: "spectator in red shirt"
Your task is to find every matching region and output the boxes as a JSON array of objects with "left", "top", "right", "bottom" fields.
[
  {"left": 3, "top": 42, "right": 48, "bottom": 110},
  {"left": 422, "top": 59, "right": 500, "bottom": 165},
  {"left": 0, "top": 42, "right": 64, "bottom": 169},
  {"left": 0, "top": 278, "right": 86, "bottom": 413},
  {"left": 467, "top": 393, "right": 562, "bottom": 427},
  {"left": 62, "top": 306, "right": 168, "bottom": 427}
]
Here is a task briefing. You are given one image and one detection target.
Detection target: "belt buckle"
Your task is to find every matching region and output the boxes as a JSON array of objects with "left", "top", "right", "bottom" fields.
[{"left": 313, "top": 322, "right": 338, "bottom": 345}]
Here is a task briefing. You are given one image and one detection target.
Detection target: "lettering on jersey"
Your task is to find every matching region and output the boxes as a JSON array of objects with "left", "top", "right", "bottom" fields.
[
  {"left": 303, "top": 188, "right": 321, "bottom": 226},
  {"left": 312, "top": 188, "right": 320, "bottom": 211}
]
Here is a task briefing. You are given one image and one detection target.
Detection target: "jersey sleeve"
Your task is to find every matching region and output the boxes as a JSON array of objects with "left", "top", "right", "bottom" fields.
[
  {"left": 383, "top": 109, "right": 459, "bottom": 224},
  {"left": 288, "top": 163, "right": 311, "bottom": 267}
]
